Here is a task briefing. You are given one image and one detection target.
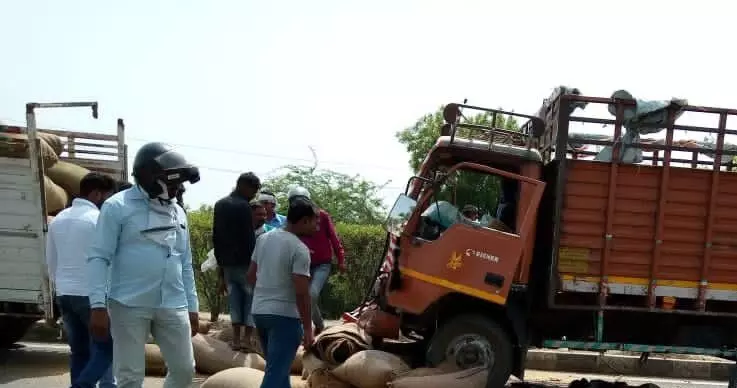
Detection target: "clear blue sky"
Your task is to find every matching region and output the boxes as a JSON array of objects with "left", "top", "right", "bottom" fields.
[{"left": 1, "top": 0, "right": 734, "bottom": 207}]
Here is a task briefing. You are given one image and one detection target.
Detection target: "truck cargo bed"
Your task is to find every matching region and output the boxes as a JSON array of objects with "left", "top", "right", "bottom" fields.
[{"left": 558, "top": 160, "right": 737, "bottom": 301}]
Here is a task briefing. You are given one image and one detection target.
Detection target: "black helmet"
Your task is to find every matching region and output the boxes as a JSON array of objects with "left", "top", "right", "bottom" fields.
[{"left": 132, "top": 142, "right": 200, "bottom": 198}]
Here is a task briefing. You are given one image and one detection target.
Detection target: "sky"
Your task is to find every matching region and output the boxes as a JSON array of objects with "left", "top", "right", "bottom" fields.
[{"left": 1, "top": 0, "right": 735, "bottom": 208}]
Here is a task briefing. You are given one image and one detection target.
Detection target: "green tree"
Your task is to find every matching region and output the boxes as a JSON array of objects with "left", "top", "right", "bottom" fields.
[
  {"left": 261, "top": 165, "right": 387, "bottom": 225},
  {"left": 395, "top": 106, "right": 520, "bottom": 218}
]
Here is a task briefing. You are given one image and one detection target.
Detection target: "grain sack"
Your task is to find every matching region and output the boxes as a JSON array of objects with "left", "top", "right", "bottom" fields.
[
  {"left": 201, "top": 367, "right": 264, "bottom": 388},
  {"left": 313, "top": 323, "right": 370, "bottom": 366},
  {"left": 38, "top": 132, "right": 63, "bottom": 156},
  {"left": 44, "top": 176, "right": 68, "bottom": 214},
  {"left": 0, "top": 132, "right": 58, "bottom": 169},
  {"left": 144, "top": 343, "right": 167, "bottom": 376},
  {"left": 197, "top": 319, "right": 212, "bottom": 334},
  {"left": 307, "top": 368, "right": 352, "bottom": 388},
  {"left": 332, "top": 350, "right": 410, "bottom": 388},
  {"left": 192, "top": 334, "right": 249, "bottom": 374},
  {"left": 290, "top": 375, "right": 307, "bottom": 388},
  {"left": 388, "top": 367, "right": 488, "bottom": 388},
  {"left": 301, "top": 350, "right": 327, "bottom": 379},
  {"left": 244, "top": 353, "right": 266, "bottom": 370},
  {"left": 46, "top": 161, "right": 90, "bottom": 197},
  {"left": 292, "top": 346, "right": 304, "bottom": 375}
]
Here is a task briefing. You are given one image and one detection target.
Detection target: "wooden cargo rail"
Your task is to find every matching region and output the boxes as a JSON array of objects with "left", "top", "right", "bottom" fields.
[{"left": 543, "top": 93, "right": 737, "bottom": 317}]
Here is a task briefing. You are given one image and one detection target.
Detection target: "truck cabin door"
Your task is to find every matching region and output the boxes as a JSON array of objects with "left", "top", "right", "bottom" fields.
[{"left": 385, "top": 162, "right": 545, "bottom": 314}]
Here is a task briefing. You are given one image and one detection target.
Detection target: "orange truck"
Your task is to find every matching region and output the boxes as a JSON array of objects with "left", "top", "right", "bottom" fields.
[{"left": 345, "top": 89, "right": 737, "bottom": 386}]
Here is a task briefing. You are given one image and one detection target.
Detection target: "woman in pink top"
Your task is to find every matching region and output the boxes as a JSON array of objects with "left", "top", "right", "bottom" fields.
[{"left": 287, "top": 186, "right": 345, "bottom": 334}]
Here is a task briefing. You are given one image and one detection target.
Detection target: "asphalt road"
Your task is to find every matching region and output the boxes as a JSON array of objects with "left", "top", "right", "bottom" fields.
[{"left": 0, "top": 342, "right": 729, "bottom": 388}]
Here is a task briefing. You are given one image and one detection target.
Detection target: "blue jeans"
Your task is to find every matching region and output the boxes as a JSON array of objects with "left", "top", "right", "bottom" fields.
[
  {"left": 309, "top": 263, "right": 331, "bottom": 330},
  {"left": 253, "top": 314, "right": 303, "bottom": 388},
  {"left": 108, "top": 299, "right": 195, "bottom": 388},
  {"left": 223, "top": 265, "right": 254, "bottom": 327},
  {"left": 57, "top": 295, "right": 116, "bottom": 388}
]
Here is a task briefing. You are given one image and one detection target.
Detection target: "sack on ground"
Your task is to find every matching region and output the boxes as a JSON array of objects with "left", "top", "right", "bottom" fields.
[
  {"left": 302, "top": 350, "right": 327, "bottom": 379},
  {"left": 192, "top": 334, "right": 250, "bottom": 374},
  {"left": 290, "top": 375, "right": 307, "bottom": 388},
  {"left": 201, "top": 367, "right": 264, "bottom": 388},
  {"left": 244, "top": 353, "right": 266, "bottom": 370},
  {"left": 332, "top": 350, "right": 410, "bottom": 388},
  {"left": 44, "top": 176, "right": 68, "bottom": 214},
  {"left": 144, "top": 343, "right": 167, "bottom": 376},
  {"left": 388, "top": 367, "right": 488, "bottom": 388},
  {"left": 292, "top": 346, "right": 304, "bottom": 375},
  {"left": 198, "top": 319, "right": 212, "bottom": 334},
  {"left": 38, "top": 132, "right": 63, "bottom": 156},
  {"left": 313, "top": 323, "right": 370, "bottom": 366},
  {"left": 46, "top": 161, "right": 90, "bottom": 197},
  {"left": 0, "top": 132, "right": 59, "bottom": 169},
  {"left": 307, "top": 368, "right": 352, "bottom": 388}
]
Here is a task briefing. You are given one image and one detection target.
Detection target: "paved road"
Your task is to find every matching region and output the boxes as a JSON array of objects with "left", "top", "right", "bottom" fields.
[{"left": 0, "top": 342, "right": 729, "bottom": 388}]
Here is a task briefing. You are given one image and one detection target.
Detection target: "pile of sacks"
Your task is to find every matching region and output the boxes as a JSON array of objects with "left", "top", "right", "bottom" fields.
[
  {"left": 180, "top": 322, "right": 489, "bottom": 388},
  {"left": 0, "top": 131, "right": 91, "bottom": 214}
]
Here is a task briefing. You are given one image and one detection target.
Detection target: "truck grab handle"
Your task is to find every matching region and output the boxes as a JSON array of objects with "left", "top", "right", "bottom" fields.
[{"left": 26, "top": 101, "right": 99, "bottom": 119}]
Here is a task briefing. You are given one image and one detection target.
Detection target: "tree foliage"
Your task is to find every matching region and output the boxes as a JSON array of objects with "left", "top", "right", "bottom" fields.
[
  {"left": 261, "top": 165, "right": 387, "bottom": 225},
  {"left": 395, "top": 106, "right": 521, "bottom": 218}
]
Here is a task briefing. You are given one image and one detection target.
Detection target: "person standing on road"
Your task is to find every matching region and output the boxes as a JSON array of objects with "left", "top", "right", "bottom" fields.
[
  {"left": 247, "top": 196, "right": 319, "bottom": 388},
  {"left": 46, "top": 172, "right": 117, "bottom": 388},
  {"left": 87, "top": 142, "right": 201, "bottom": 388},
  {"left": 213, "top": 172, "right": 261, "bottom": 351},
  {"left": 259, "top": 190, "right": 286, "bottom": 229},
  {"left": 286, "top": 186, "right": 345, "bottom": 336}
]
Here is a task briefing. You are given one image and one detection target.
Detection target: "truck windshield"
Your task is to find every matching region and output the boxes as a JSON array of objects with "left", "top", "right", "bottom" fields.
[{"left": 384, "top": 194, "right": 417, "bottom": 236}]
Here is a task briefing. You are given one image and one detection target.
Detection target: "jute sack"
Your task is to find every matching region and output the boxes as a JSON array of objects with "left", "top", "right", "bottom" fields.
[
  {"left": 201, "top": 367, "right": 264, "bottom": 388},
  {"left": 197, "top": 320, "right": 212, "bottom": 334},
  {"left": 388, "top": 367, "right": 488, "bottom": 388},
  {"left": 44, "top": 176, "right": 68, "bottom": 214},
  {"left": 38, "top": 132, "right": 63, "bottom": 156},
  {"left": 46, "top": 161, "right": 90, "bottom": 198},
  {"left": 301, "top": 350, "right": 327, "bottom": 379},
  {"left": 331, "top": 350, "right": 410, "bottom": 388},
  {"left": 0, "top": 132, "right": 58, "bottom": 169},
  {"left": 313, "top": 323, "right": 370, "bottom": 366},
  {"left": 192, "top": 334, "right": 249, "bottom": 374},
  {"left": 292, "top": 346, "right": 304, "bottom": 374},
  {"left": 307, "top": 368, "right": 352, "bottom": 388},
  {"left": 244, "top": 353, "right": 266, "bottom": 370},
  {"left": 390, "top": 361, "right": 459, "bottom": 381},
  {"left": 290, "top": 375, "right": 308, "bottom": 388},
  {"left": 144, "top": 343, "right": 167, "bottom": 376}
]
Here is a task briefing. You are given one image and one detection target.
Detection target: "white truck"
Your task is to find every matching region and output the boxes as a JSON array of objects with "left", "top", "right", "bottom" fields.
[{"left": 0, "top": 102, "right": 128, "bottom": 347}]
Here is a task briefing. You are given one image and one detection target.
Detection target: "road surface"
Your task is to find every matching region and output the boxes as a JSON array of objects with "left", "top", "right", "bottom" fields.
[{"left": 0, "top": 342, "right": 729, "bottom": 388}]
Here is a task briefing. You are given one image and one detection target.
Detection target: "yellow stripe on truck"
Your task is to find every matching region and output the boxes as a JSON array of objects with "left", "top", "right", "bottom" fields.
[{"left": 401, "top": 268, "right": 507, "bottom": 305}]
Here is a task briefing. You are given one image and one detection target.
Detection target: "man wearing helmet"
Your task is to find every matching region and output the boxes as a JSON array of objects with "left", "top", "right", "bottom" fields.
[
  {"left": 286, "top": 186, "right": 345, "bottom": 335},
  {"left": 88, "top": 142, "right": 201, "bottom": 388}
]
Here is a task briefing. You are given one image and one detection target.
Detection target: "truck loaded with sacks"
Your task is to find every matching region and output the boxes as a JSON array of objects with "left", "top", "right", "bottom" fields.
[
  {"left": 345, "top": 88, "right": 737, "bottom": 386},
  {"left": 0, "top": 102, "right": 127, "bottom": 348}
]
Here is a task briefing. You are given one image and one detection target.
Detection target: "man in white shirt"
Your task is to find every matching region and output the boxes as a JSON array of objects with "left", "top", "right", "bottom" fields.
[{"left": 47, "top": 172, "right": 117, "bottom": 388}]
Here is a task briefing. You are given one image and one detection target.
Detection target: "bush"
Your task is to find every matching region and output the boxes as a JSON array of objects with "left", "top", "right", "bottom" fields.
[{"left": 187, "top": 208, "right": 386, "bottom": 320}]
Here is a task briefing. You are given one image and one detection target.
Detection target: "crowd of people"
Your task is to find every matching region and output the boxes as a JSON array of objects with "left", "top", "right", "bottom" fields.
[{"left": 45, "top": 143, "right": 345, "bottom": 388}]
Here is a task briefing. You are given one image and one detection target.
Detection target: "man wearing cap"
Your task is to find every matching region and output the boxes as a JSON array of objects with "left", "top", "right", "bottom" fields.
[{"left": 258, "top": 190, "right": 286, "bottom": 229}]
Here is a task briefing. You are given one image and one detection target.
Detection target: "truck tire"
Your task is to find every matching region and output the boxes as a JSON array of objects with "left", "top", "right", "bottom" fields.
[
  {"left": 426, "top": 314, "right": 513, "bottom": 387},
  {"left": 0, "top": 317, "right": 35, "bottom": 348}
]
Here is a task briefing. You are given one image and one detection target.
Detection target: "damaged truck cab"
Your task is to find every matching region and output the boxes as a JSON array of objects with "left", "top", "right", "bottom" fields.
[{"left": 349, "top": 89, "right": 737, "bottom": 386}]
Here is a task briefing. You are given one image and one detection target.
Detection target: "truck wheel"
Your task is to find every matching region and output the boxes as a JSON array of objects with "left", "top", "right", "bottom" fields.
[
  {"left": 426, "top": 314, "right": 513, "bottom": 387},
  {"left": 0, "top": 317, "right": 35, "bottom": 348}
]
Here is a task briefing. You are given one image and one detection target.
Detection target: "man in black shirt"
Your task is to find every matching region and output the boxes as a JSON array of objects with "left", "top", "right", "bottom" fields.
[{"left": 212, "top": 172, "right": 261, "bottom": 351}]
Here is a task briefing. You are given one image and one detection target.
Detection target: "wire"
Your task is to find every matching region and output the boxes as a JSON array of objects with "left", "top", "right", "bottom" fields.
[{"left": 125, "top": 136, "right": 399, "bottom": 172}]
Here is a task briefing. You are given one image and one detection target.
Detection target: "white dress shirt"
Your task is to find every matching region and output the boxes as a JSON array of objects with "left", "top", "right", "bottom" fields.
[{"left": 46, "top": 198, "right": 100, "bottom": 297}]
